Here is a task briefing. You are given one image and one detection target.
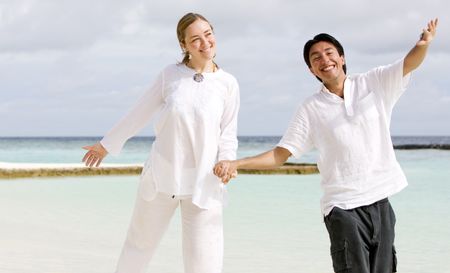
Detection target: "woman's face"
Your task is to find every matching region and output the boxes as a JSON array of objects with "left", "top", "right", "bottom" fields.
[{"left": 182, "top": 19, "right": 216, "bottom": 62}]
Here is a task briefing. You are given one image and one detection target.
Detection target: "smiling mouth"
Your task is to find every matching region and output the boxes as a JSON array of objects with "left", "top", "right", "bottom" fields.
[
  {"left": 200, "top": 47, "right": 212, "bottom": 53},
  {"left": 321, "top": 65, "right": 335, "bottom": 72}
]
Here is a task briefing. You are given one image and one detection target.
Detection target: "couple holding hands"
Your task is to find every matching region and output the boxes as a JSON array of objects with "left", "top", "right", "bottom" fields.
[{"left": 82, "top": 12, "right": 438, "bottom": 273}]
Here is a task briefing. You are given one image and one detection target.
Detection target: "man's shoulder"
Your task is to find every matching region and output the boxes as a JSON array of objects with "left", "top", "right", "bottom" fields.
[
  {"left": 348, "top": 59, "right": 404, "bottom": 81},
  {"left": 296, "top": 92, "right": 323, "bottom": 114},
  {"left": 303, "top": 93, "right": 321, "bottom": 104},
  {"left": 347, "top": 71, "right": 372, "bottom": 82}
]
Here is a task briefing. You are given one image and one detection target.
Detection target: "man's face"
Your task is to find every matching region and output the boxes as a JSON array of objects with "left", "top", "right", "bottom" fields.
[{"left": 308, "top": 41, "right": 346, "bottom": 84}]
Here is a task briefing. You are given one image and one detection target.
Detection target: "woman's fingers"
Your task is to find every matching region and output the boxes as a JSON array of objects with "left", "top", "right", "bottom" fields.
[
  {"left": 214, "top": 162, "right": 224, "bottom": 176},
  {"left": 84, "top": 152, "right": 96, "bottom": 167},
  {"left": 214, "top": 161, "right": 229, "bottom": 177},
  {"left": 82, "top": 150, "right": 102, "bottom": 167},
  {"left": 214, "top": 161, "right": 238, "bottom": 183},
  {"left": 222, "top": 170, "right": 238, "bottom": 184},
  {"left": 82, "top": 145, "right": 93, "bottom": 151},
  {"left": 82, "top": 143, "right": 108, "bottom": 167}
]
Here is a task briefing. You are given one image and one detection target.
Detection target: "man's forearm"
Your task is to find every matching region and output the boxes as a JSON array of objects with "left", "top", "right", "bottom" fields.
[
  {"left": 235, "top": 147, "right": 291, "bottom": 169},
  {"left": 403, "top": 44, "right": 429, "bottom": 76},
  {"left": 403, "top": 18, "right": 438, "bottom": 76}
]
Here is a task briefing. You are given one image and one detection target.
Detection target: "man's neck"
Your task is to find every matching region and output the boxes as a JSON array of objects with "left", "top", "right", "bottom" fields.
[{"left": 324, "top": 77, "right": 346, "bottom": 98}]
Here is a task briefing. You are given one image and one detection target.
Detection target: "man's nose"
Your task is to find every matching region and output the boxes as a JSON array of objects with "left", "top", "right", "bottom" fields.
[{"left": 320, "top": 54, "right": 330, "bottom": 64}]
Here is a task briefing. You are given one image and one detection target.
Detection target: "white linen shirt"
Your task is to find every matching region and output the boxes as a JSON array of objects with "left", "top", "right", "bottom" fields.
[
  {"left": 100, "top": 64, "right": 240, "bottom": 209},
  {"left": 278, "top": 59, "right": 411, "bottom": 216}
]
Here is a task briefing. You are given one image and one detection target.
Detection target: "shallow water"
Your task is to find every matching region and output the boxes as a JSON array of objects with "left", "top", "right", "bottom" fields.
[
  {"left": 1, "top": 137, "right": 449, "bottom": 272},
  {"left": 1, "top": 149, "right": 449, "bottom": 273}
]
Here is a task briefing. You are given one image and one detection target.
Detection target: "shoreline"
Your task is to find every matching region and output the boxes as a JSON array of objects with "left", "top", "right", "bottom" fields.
[{"left": 0, "top": 162, "right": 319, "bottom": 179}]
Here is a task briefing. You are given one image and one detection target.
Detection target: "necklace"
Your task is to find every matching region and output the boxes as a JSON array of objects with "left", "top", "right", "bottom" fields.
[
  {"left": 187, "top": 63, "right": 217, "bottom": 83},
  {"left": 193, "top": 73, "right": 204, "bottom": 82}
]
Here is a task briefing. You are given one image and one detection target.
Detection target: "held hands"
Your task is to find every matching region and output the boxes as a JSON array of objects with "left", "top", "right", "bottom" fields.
[
  {"left": 82, "top": 142, "right": 108, "bottom": 167},
  {"left": 417, "top": 18, "right": 438, "bottom": 47},
  {"left": 213, "top": 160, "right": 238, "bottom": 184}
]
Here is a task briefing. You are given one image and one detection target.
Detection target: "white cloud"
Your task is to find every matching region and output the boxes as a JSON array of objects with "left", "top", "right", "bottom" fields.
[{"left": 0, "top": 0, "right": 449, "bottom": 136}]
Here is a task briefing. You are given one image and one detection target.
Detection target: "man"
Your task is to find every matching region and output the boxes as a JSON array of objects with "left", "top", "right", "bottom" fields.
[{"left": 214, "top": 18, "right": 438, "bottom": 273}]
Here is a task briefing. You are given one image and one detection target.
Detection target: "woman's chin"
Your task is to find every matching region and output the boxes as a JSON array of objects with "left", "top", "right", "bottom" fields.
[{"left": 201, "top": 52, "right": 215, "bottom": 60}]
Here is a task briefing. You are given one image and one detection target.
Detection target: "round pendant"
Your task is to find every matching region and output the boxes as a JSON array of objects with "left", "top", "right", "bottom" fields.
[{"left": 193, "top": 73, "right": 204, "bottom": 82}]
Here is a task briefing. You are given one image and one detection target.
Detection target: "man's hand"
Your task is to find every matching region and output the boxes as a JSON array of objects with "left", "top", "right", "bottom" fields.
[
  {"left": 403, "top": 18, "right": 438, "bottom": 76},
  {"left": 417, "top": 18, "right": 438, "bottom": 47}
]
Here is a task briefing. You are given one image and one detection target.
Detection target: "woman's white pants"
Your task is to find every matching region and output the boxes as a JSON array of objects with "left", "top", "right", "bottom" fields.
[{"left": 115, "top": 192, "right": 223, "bottom": 273}]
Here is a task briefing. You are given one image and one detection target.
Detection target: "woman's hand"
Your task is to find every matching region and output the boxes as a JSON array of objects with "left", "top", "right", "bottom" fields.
[
  {"left": 214, "top": 160, "right": 238, "bottom": 184},
  {"left": 82, "top": 142, "right": 108, "bottom": 167}
]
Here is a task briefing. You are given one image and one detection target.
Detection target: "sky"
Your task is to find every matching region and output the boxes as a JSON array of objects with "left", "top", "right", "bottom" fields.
[{"left": 1, "top": 0, "right": 449, "bottom": 137}]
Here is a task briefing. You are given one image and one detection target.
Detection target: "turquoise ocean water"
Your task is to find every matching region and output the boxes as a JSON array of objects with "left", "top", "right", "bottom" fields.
[{"left": 0, "top": 136, "right": 449, "bottom": 273}]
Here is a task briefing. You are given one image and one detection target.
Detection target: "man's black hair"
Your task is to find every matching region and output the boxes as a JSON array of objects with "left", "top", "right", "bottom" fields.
[{"left": 303, "top": 33, "right": 346, "bottom": 82}]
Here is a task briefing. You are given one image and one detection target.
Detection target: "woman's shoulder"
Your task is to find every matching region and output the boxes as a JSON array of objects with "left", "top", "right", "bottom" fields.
[
  {"left": 216, "top": 67, "right": 239, "bottom": 87},
  {"left": 161, "top": 63, "right": 184, "bottom": 74}
]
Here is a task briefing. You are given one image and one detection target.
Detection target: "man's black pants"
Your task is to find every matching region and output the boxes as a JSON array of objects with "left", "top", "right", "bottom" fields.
[{"left": 324, "top": 198, "right": 397, "bottom": 273}]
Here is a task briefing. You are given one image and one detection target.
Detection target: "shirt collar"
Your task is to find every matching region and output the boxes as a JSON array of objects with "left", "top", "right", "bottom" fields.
[{"left": 319, "top": 77, "right": 354, "bottom": 116}]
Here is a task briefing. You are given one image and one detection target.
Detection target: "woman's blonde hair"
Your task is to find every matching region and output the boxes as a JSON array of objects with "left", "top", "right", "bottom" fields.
[{"left": 176, "top": 13, "right": 214, "bottom": 64}]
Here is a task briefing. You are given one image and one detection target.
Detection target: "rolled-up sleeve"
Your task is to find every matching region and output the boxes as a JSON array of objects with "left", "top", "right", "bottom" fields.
[
  {"left": 217, "top": 79, "right": 240, "bottom": 161},
  {"left": 277, "top": 104, "right": 313, "bottom": 159},
  {"left": 100, "top": 71, "right": 164, "bottom": 155},
  {"left": 367, "top": 58, "right": 411, "bottom": 111}
]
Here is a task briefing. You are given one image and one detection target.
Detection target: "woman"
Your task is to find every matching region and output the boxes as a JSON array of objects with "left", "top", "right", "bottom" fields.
[{"left": 82, "top": 13, "right": 239, "bottom": 273}]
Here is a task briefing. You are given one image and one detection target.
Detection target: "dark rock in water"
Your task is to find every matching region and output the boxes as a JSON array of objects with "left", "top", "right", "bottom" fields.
[{"left": 394, "top": 144, "right": 450, "bottom": 150}]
